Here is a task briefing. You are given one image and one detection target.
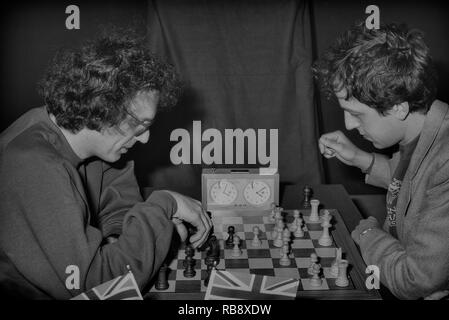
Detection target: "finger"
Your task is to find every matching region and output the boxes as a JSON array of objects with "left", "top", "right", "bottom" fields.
[
  {"left": 188, "top": 212, "right": 209, "bottom": 248},
  {"left": 318, "top": 141, "right": 325, "bottom": 154},
  {"left": 175, "top": 223, "right": 188, "bottom": 242}
]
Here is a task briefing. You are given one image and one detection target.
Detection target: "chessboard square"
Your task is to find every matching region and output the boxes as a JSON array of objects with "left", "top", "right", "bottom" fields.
[
  {"left": 248, "top": 258, "right": 274, "bottom": 269},
  {"left": 269, "top": 248, "right": 283, "bottom": 258},
  {"left": 246, "top": 240, "right": 269, "bottom": 250},
  {"left": 264, "top": 224, "right": 275, "bottom": 233},
  {"left": 250, "top": 268, "right": 275, "bottom": 277},
  {"left": 298, "top": 268, "right": 310, "bottom": 278},
  {"left": 247, "top": 248, "right": 271, "bottom": 258},
  {"left": 272, "top": 258, "right": 297, "bottom": 268},
  {"left": 291, "top": 239, "right": 314, "bottom": 249},
  {"left": 176, "top": 268, "right": 202, "bottom": 281},
  {"left": 301, "top": 278, "right": 330, "bottom": 290},
  {"left": 224, "top": 249, "right": 248, "bottom": 259},
  {"left": 167, "top": 259, "right": 178, "bottom": 270},
  {"left": 245, "top": 232, "right": 267, "bottom": 241},
  {"left": 243, "top": 223, "right": 266, "bottom": 233},
  {"left": 167, "top": 267, "right": 178, "bottom": 280},
  {"left": 200, "top": 250, "right": 225, "bottom": 259},
  {"left": 291, "top": 248, "right": 316, "bottom": 258},
  {"left": 242, "top": 216, "right": 265, "bottom": 224},
  {"left": 315, "top": 247, "right": 337, "bottom": 258},
  {"left": 149, "top": 280, "right": 176, "bottom": 293},
  {"left": 295, "top": 257, "right": 312, "bottom": 268},
  {"left": 319, "top": 257, "right": 335, "bottom": 267},
  {"left": 327, "top": 278, "right": 354, "bottom": 290},
  {"left": 274, "top": 268, "right": 300, "bottom": 279},
  {"left": 175, "top": 280, "right": 202, "bottom": 293},
  {"left": 308, "top": 231, "right": 323, "bottom": 240},
  {"left": 225, "top": 258, "right": 250, "bottom": 269}
]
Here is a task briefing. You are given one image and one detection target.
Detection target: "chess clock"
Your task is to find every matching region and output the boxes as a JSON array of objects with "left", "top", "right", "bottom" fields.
[{"left": 202, "top": 168, "right": 279, "bottom": 212}]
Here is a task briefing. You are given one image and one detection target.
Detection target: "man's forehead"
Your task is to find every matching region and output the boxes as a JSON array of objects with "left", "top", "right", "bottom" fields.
[{"left": 129, "top": 90, "right": 159, "bottom": 118}]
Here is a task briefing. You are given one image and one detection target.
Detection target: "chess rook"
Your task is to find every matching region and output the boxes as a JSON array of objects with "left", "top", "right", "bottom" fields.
[
  {"left": 309, "top": 199, "right": 320, "bottom": 222},
  {"left": 318, "top": 214, "right": 332, "bottom": 246},
  {"left": 155, "top": 264, "right": 169, "bottom": 290},
  {"left": 335, "top": 259, "right": 349, "bottom": 287}
]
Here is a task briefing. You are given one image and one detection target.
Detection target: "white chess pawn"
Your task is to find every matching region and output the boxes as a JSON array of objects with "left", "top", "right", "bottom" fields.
[
  {"left": 308, "top": 253, "right": 319, "bottom": 275},
  {"left": 252, "top": 226, "right": 262, "bottom": 247},
  {"left": 279, "top": 244, "right": 291, "bottom": 266},
  {"left": 232, "top": 235, "right": 242, "bottom": 257},
  {"left": 309, "top": 199, "right": 320, "bottom": 222},
  {"left": 335, "top": 259, "right": 349, "bottom": 287},
  {"left": 273, "top": 228, "right": 284, "bottom": 248},
  {"left": 310, "top": 263, "right": 322, "bottom": 287},
  {"left": 331, "top": 248, "right": 342, "bottom": 277},
  {"left": 272, "top": 219, "right": 284, "bottom": 239},
  {"left": 289, "top": 210, "right": 300, "bottom": 232},
  {"left": 294, "top": 215, "right": 304, "bottom": 238},
  {"left": 318, "top": 214, "right": 332, "bottom": 246},
  {"left": 274, "top": 207, "right": 283, "bottom": 221}
]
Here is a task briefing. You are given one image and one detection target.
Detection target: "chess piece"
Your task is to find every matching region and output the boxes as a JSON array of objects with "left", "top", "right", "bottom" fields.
[
  {"left": 251, "top": 226, "right": 262, "bottom": 247},
  {"left": 273, "top": 228, "right": 284, "bottom": 248},
  {"left": 183, "top": 245, "right": 196, "bottom": 278},
  {"left": 309, "top": 199, "right": 320, "bottom": 222},
  {"left": 232, "top": 235, "right": 242, "bottom": 257},
  {"left": 302, "top": 185, "right": 312, "bottom": 209},
  {"left": 289, "top": 210, "right": 300, "bottom": 232},
  {"left": 155, "top": 263, "right": 169, "bottom": 290},
  {"left": 309, "top": 263, "right": 322, "bottom": 287},
  {"left": 279, "top": 244, "right": 291, "bottom": 266},
  {"left": 204, "top": 256, "right": 217, "bottom": 286},
  {"left": 274, "top": 206, "right": 283, "bottom": 221},
  {"left": 271, "top": 219, "right": 284, "bottom": 239},
  {"left": 335, "top": 259, "right": 350, "bottom": 287},
  {"left": 318, "top": 213, "right": 332, "bottom": 246},
  {"left": 269, "top": 202, "right": 276, "bottom": 222},
  {"left": 294, "top": 214, "right": 304, "bottom": 238},
  {"left": 226, "top": 226, "right": 235, "bottom": 247},
  {"left": 308, "top": 253, "right": 319, "bottom": 275},
  {"left": 331, "top": 248, "right": 342, "bottom": 277}
]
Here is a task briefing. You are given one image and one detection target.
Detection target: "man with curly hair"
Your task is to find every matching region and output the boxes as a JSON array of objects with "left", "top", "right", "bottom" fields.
[
  {"left": 314, "top": 23, "right": 449, "bottom": 299},
  {"left": 0, "top": 32, "right": 212, "bottom": 299}
]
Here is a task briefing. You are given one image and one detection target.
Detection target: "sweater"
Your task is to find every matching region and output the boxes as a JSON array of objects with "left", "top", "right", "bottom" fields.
[{"left": 0, "top": 107, "right": 175, "bottom": 299}]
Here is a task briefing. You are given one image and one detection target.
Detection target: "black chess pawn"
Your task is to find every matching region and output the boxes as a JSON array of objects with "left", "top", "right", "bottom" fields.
[
  {"left": 183, "top": 245, "right": 196, "bottom": 278},
  {"left": 225, "top": 226, "right": 235, "bottom": 247},
  {"left": 204, "top": 255, "right": 216, "bottom": 287},
  {"left": 302, "top": 185, "right": 313, "bottom": 209},
  {"left": 155, "top": 263, "right": 169, "bottom": 290}
]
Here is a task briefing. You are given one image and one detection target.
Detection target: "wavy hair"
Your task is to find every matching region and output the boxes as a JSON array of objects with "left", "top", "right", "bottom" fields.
[
  {"left": 39, "top": 29, "right": 182, "bottom": 133},
  {"left": 313, "top": 23, "right": 438, "bottom": 115}
]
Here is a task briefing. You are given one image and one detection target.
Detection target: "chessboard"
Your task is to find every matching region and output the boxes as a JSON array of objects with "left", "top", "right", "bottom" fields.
[{"left": 145, "top": 207, "right": 381, "bottom": 300}]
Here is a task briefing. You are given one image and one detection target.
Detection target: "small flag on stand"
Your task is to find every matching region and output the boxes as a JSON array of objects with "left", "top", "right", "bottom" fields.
[
  {"left": 205, "top": 270, "right": 299, "bottom": 300},
  {"left": 71, "top": 268, "right": 143, "bottom": 300}
]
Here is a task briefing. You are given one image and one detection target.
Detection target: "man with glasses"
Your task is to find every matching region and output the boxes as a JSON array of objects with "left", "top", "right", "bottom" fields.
[{"left": 0, "top": 31, "right": 212, "bottom": 299}]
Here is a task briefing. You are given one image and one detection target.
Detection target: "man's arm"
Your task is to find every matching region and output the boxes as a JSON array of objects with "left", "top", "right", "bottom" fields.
[
  {"left": 365, "top": 152, "right": 401, "bottom": 189},
  {"left": 0, "top": 153, "right": 175, "bottom": 299},
  {"left": 356, "top": 163, "right": 449, "bottom": 299}
]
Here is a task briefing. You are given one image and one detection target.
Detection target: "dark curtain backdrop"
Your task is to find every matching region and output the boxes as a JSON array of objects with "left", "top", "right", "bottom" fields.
[{"left": 133, "top": 0, "right": 323, "bottom": 198}]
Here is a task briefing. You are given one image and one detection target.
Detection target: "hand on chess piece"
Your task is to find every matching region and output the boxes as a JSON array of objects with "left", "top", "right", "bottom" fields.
[
  {"left": 319, "top": 131, "right": 374, "bottom": 171},
  {"left": 163, "top": 190, "right": 213, "bottom": 248}
]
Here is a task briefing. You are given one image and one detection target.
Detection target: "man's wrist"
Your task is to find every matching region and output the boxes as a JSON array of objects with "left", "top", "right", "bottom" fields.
[{"left": 360, "top": 153, "right": 375, "bottom": 174}]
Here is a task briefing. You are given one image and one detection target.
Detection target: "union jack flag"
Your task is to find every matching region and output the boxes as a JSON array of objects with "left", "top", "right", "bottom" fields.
[
  {"left": 205, "top": 270, "right": 299, "bottom": 300},
  {"left": 71, "top": 271, "right": 143, "bottom": 300}
]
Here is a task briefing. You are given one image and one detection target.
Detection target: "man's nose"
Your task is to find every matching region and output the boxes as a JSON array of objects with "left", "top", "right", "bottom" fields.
[
  {"left": 344, "top": 111, "right": 359, "bottom": 131},
  {"left": 135, "top": 130, "right": 150, "bottom": 144}
]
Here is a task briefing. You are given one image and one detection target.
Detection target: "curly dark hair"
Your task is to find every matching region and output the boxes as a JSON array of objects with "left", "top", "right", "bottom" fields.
[
  {"left": 39, "top": 30, "right": 182, "bottom": 133},
  {"left": 313, "top": 22, "right": 438, "bottom": 115}
]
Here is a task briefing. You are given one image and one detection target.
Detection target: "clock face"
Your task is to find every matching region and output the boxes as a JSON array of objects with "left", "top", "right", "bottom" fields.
[
  {"left": 243, "top": 180, "right": 271, "bottom": 206},
  {"left": 210, "top": 180, "right": 238, "bottom": 205}
]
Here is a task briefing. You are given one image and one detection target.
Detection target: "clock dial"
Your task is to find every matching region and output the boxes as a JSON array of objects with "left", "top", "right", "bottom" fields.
[
  {"left": 243, "top": 180, "right": 271, "bottom": 206},
  {"left": 210, "top": 180, "right": 238, "bottom": 205}
]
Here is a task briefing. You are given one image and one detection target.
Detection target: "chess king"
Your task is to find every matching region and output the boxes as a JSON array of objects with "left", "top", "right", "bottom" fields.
[{"left": 314, "top": 23, "right": 449, "bottom": 299}]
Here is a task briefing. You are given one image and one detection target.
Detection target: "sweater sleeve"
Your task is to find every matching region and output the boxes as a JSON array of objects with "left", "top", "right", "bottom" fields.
[
  {"left": 358, "top": 162, "right": 449, "bottom": 299},
  {"left": 96, "top": 160, "right": 144, "bottom": 237},
  {"left": 0, "top": 151, "right": 176, "bottom": 299},
  {"left": 365, "top": 152, "right": 401, "bottom": 189}
]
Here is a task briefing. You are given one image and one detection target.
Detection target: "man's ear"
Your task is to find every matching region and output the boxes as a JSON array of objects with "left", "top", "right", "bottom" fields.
[{"left": 392, "top": 102, "right": 410, "bottom": 121}]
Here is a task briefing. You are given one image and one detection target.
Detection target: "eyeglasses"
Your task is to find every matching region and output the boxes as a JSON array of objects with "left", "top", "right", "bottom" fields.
[{"left": 124, "top": 109, "right": 153, "bottom": 136}]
